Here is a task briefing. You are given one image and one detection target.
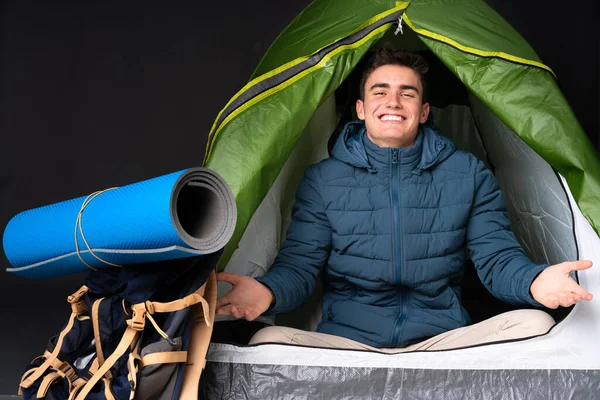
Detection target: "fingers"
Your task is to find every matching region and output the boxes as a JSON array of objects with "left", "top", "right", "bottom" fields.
[
  {"left": 553, "top": 282, "right": 593, "bottom": 308},
  {"left": 216, "top": 304, "right": 242, "bottom": 318},
  {"left": 229, "top": 306, "right": 245, "bottom": 319},
  {"left": 216, "top": 295, "right": 230, "bottom": 309},
  {"left": 564, "top": 260, "right": 593, "bottom": 272},
  {"left": 216, "top": 303, "right": 232, "bottom": 316},
  {"left": 216, "top": 272, "right": 241, "bottom": 285},
  {"left": 569, "top": 281, "right": 593, "bottom": 301},
  {"left": 244, "top": 309, "right": 259, "bottom": 321},
  {"left": 546, "top": 300, "right": 559, "bottom": 309},
  {"left": 558, "top": 293, "right": 579, "bottom": 308},
  {"left": 216, "top": 305, "right": 244, "bottom": 319},
  {"left": 215, "top": 304, "right": 256, "bottom": 320}
]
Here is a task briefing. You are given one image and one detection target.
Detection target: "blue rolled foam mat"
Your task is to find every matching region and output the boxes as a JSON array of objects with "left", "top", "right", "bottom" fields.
[{"left": 3, "top": 167, "right": 236, "bottom": 279}]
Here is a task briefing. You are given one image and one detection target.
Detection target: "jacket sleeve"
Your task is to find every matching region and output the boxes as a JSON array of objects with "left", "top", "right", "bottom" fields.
[
  {"left": 466, "top": 160, "right": 546, "bottom": 306},
  {"left": 255, "top": 166, "right": 331, "bottom": 314}
]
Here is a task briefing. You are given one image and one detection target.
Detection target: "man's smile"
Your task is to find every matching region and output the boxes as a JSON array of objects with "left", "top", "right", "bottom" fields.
[{"left": 379, "top": 114, "right": 405, "bottom": 122}]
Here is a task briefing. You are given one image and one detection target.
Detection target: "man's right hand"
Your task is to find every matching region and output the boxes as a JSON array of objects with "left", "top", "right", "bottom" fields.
[{"left": 216, "top": 272, "right": 274, "bottom": 321}]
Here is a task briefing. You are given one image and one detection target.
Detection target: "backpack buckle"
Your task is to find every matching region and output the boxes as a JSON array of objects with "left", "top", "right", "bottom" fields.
[
  {"left": 67, "top": 286, "right": 89, "bottom": 315},
  {"left": 67, "top": 286, "right": 89, "bottom": 304},
  {"left": 58, "top": 362, "right": 77, "bottom": 382},
  {"left": 129, "top": 304, "right": 147, "bottom": 331}
]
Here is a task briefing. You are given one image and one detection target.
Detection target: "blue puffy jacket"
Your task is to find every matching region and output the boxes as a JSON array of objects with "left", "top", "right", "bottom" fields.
[{"left": 257, "top": 121, "right": 546, "bottom": 348}]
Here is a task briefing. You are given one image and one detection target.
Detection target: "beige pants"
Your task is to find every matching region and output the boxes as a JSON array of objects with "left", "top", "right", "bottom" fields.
[{"left": 249, "top": 309, "right": 555, "bottom": 353}]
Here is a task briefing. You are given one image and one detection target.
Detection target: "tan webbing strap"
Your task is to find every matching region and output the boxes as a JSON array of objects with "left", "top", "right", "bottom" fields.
[
  {"left": 72, "top": 377, "right": 87, "bottom": 391},
  {"left": 43, "top": 350, "right": 65, "bottom": 371},
  {"left": 37, "top": 371, "right": 62, "bottom": 398},
  {"left": 21, "top": 286, "right": 89, "bottom": 389},
  {"left": 146, "top": 290, "right": 210, "bottom": 316},
  {"left": 126, "top": 352, "right": 138, "bottom": 400},
  {"left": 91, "top": 298, "right": 112, "bottom": 380},
  {"left": 139, "top": 351, "right": 188, "bottom": 368},
  {"left": 21, "top": 350, "right": 63, "bottom": 389},
  {"left": 68, "top": 379, "right": 87, "bottom": 400},
  {"left": 179, "top": 269, "right": 217, "bottom": 399},
  {"left": 88, "top": 357, "right": 99, "bottom": 377},
  {"left": 75, "top": 315, "right": 142, "bottom": 400},
  {"left": 20, "top": 312, "right": 78, "bottom": 389},
  {"left": 36, "top": 360, "right": 78, "bottom": 398},
  {"left": 103, "top": 377, "right": 116, "bottom": 400},
  {"left": 18, "top": 369, "right": 36, "bottom": 395}
]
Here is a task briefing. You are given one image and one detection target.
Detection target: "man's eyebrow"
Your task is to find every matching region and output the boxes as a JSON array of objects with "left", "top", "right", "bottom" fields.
[
  {"left": 369, "top": 83, "right": 390, "bottom": 91},
  {"left": 399, "top": 84, "right": 419, "bottom": 93},
  {"left": 369, "top": 83, "right": 420, "bottom": 93}
]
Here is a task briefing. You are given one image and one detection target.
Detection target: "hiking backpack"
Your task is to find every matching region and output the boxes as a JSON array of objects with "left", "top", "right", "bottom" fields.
[{"left": 18, "top": 254, "right": 218, "bottom": 400}]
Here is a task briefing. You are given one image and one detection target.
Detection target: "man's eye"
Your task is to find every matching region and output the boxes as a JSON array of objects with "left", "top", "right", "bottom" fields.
[
  {"left": 401, "top": 93, "right": 415, "bottom": 98},
  {"left": 374, "top": 92, "right": 385, "bottom": 95}
]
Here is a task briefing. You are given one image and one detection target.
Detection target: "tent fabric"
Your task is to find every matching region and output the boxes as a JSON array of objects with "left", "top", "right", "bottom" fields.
[
  {"left": 3, "top": 168, "right": 236, "bottom": 279},
  {"left": 418, "top": 37, "right": 600, "bottom": 241},
  {"left": 402, "top": 2, "right": 550, "bottom": 72},
  {"left": 200, "top": 364, "right": 600, "bottom": 399},
  {"left": 250, "top": 0, "right": 407, "bottom": 78},
  {"left": 465, "top": 94, "right": 578, "bottom": 266}
]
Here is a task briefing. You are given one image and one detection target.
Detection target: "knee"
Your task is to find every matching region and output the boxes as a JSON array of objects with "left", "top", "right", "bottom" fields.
[
  {"left": 505, "top": 309, "right": 555, "bottom": 335},
  {"left": 249, "top": 326, "right": 294, "bottom": 345}
]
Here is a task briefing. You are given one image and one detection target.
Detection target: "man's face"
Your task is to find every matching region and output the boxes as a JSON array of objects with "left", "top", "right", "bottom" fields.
[{"left": 356, "top": 64, "right": 430, "bottom": 148}]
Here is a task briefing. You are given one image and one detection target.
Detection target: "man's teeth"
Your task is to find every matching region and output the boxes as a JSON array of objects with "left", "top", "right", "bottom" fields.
[{"left": 380, "top": 115, "right": 404, "bottom": 121}]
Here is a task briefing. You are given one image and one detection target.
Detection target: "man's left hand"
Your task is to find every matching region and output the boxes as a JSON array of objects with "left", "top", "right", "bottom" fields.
[{"left": 530, "top": 260, "right": 593, "bottom": 309}]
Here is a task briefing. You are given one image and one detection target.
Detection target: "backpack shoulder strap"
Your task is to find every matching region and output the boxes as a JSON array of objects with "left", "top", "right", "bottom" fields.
[{"left": 179, "top": 269, "right": 217, "bottom": 399}]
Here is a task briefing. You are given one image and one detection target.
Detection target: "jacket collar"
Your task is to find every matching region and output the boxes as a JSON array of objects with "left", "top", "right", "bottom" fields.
[
  {"left": 362, "top": 128, "right": 423, "bottom": 175},
  {"left": 331, "top": 120, "right": 457, "bottom": 175}
]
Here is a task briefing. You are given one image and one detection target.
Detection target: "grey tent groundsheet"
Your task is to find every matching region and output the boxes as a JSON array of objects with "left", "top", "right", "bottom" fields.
[
  {"left": 201, "top": 363, "right": 599, "bottom": 399},
  {"left": 3, "top": 167, "right": 236, "bottom": 279},
  {"left": 202, "top": 178, "right": 600, "bottom": 399}
]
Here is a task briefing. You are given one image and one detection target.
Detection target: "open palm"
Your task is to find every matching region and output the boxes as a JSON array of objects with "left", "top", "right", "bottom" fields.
[{"left": 530, "top": 260, "right": 593, "bottom": 309}]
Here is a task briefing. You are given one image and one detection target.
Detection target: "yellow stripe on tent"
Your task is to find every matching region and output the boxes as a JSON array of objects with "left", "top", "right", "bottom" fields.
[{"left": 402, "top": 13, "right": 557, "bottom": 78}]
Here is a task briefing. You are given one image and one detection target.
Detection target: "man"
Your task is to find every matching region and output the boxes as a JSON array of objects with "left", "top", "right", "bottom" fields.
[{"left": 216, "top": 48, "right": 593, "bottom": 352}]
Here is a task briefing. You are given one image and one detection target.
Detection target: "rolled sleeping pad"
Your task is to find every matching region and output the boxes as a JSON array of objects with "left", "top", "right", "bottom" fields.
[{"left": 3, "top": 168, "right": 236, "bottom": 279}]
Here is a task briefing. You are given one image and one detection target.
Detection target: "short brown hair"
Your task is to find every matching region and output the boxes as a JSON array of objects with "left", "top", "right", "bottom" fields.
[{"left": 359, "top": 47, "right": 429, "bottom": 102}]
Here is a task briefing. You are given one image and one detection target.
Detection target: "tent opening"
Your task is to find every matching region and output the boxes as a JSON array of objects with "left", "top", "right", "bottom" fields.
[{"left": 214, "top": 24, "right": 578, "bottom": 346}]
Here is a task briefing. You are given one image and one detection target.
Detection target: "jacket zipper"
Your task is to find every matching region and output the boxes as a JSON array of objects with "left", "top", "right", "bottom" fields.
[{"left": 390, "top": 149, "right": 406, "bottom": 347}]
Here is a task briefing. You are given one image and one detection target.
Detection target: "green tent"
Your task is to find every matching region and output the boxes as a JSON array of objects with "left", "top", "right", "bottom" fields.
[
  {"left": 200, "top": 1, "right": 600, "bottom": 397},
  {"left": 203, "top": 0, "right": 599, "bottom": 273}
]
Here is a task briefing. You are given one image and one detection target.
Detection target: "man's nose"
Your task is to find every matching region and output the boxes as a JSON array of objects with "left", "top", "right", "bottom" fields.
[{"left": 386, "top": 95, "right": 401, "bottom": 108}]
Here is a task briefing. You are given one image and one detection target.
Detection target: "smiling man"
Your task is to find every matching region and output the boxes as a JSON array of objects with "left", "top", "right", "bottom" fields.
[{"left": 216, "top": 47, "right": 593, "bottom": 351}]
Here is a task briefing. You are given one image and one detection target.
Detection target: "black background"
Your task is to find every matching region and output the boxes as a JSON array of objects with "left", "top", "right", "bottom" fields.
[{"left": 0, "top": 0, "right": 597, "bottom": 394}]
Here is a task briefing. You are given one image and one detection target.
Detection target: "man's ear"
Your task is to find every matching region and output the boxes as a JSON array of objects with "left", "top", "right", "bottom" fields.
[
  {"left": 356, "top": 99, "right": 365, "bottom": 120},
  {"left": 420, "top": 102, "right": 430, "bottom": 124}
]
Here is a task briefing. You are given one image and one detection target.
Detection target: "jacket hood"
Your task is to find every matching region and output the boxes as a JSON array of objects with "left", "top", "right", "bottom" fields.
[{"left": 331, "top": 120, "right": 457, "bottom": 174}]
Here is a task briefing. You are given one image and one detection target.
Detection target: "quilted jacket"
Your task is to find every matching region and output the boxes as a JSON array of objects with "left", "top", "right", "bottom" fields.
[{"left": 257, "top": 121, "right": 545, "bottom": 348}]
